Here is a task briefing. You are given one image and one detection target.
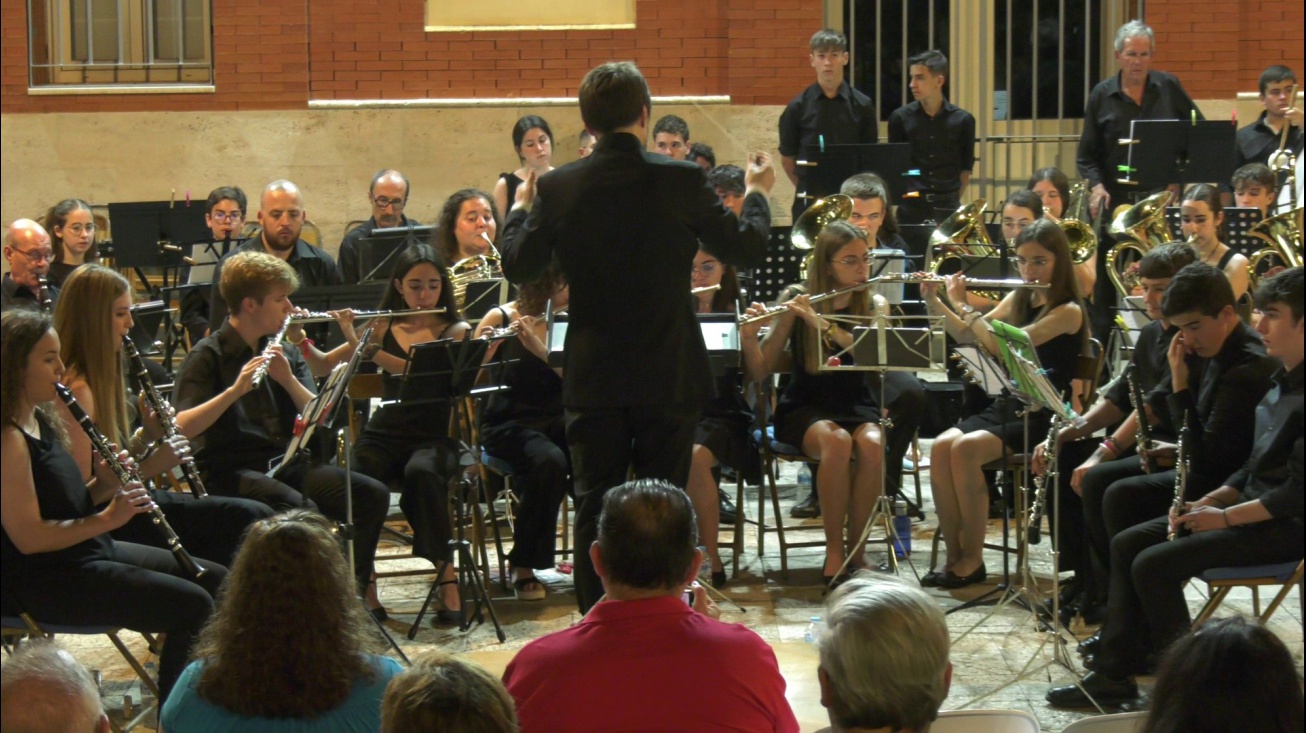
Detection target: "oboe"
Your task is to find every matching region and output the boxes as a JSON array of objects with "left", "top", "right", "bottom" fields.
[
  {"left": 1168, "top": 411, "right": 1190, "bottom": 541},
  {"left": 1027, "top": 415, "right": 1060, "bottom": 544},
  {"left": 36, "top": 276, "right": 52, "bottom": 313},
  {"left": 54, "top": 384, "right": 204, "bottom": 579},
  {"left": 250, "top": 315, "right": 292, "bottom": 388},
  {"left": 122, "top": 335, "right": 207, "bottom": 499},
  {"left": 1126, "top": 363, "right": 1155, "bottom": 472}
]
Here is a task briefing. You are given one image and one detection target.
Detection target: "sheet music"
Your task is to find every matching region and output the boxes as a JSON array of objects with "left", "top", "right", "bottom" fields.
[{"left": 952, "top": 344, "right": 1016, "bottom": 397}]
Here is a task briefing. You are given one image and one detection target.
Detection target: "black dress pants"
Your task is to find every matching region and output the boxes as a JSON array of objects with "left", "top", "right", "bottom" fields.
[
  {"left": 482, "top": 418, "right": 571, "bottom": 571},
  {"left": 111, "top": 490, "right": 275, "bottom": 567},
  {"left": 565, "top": 403, "right": 698, "bottom": 614},
  {"left": 896, "top": 194, "right": 960, "bottom": 226},
  {"left": 5, "top": 544, "right": 227, "bottom": 705},
  {"left": 1046, "top": 439, "right": 1097, "bottom": 583},
  {"left": 352, "top": 434, "right": 463, "bottom": 565},
  {"left": 1096, "top": 516, "right": 1304, "bottom": 678},
  {"left": 1080, "top": 453, "right": 1148, "bottom": 603}
]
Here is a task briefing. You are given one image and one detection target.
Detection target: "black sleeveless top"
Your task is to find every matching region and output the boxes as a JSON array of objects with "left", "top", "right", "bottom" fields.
[
  {"left": 500, "top": 172, "right": 524, "bottom": 212},
  {"left": 481, "top": 309, "right": 564, "bottom": 430},
  {"left": 1, "top": 416, "right": 113, "bottom": 578},
  {"left": 362, "top": 320, "right": 458, "bottom": 441},
  {"left": 1021, "top": 303, "right": 1082, "bottom": 399},
  {"left": 775, "top": 306, "right": 878, "bottom": 418}
]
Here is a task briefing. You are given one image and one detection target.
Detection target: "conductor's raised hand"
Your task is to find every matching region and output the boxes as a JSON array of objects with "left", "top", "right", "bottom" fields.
[
  {"left": 744, "top": 152, "right": 776, "bottom": 195},
  {"left": 514, "top": 168, "right": 538, "bottom": 212}
]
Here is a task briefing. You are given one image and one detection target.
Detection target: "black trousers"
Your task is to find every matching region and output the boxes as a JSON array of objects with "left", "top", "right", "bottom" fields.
[
  {"left": 5, "top": 544, "right": 227, "bottom": 704},
  {"left": 1096, "top": 516, "right": 1304, "bottom": 678},
  {"left": 895, "top": 194, "right": 960, "bottom": 226},
  {"left": 1080, "top": 453, "right": 1148, "bottom": 603},
  {"left": 868, "top": 370, "right": 926, "bottom": 497},
  {"left": 482, "top": 418, "right": 571, "bottom": 571},
  {"left": 1089, "top": 226, "right": 1119, "bottom": 343},
  {"left": 565, "top": 403, "right": 698, "bottom": 614},
  {"left": 208, "top": 463, "right": 389, "bottom": 591},
  {"left": 352, "top": 435, "right": 462, "bottom": 565},
  {"left": 111, "top": 490, "right": 275, "bottom": 567},
  {"left": 1045, "top": 439, "right": 1096, "bottom": 584}
]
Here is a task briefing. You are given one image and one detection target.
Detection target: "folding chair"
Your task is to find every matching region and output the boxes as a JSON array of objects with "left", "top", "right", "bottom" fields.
[
  {"left": 931, "top": 708, "right": 1041, "bottom": 732},
  {"left": 1192, "top": 559, "right": 1304, "bottom": 626},
  {"left": 1061, "top": 711, "right": 1147, "bottom": 732}
]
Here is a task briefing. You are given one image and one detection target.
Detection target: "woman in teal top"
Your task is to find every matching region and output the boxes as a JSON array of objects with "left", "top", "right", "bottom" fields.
[{"left": 161, "top": 510, "right": 403, "bottom": 732}]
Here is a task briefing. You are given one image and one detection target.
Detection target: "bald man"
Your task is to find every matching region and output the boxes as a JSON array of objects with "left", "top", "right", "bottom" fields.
[
  {"left": 339, "top": 169, "right": 422, "bottom": 284},
  {"left": 1, "top": 641, "right": 110, "bottom": 733},
  {"left": 207, "top": 180, "right": 342, "bottom": 329},
  {"left": 2, "top": 219, "right": 58, "bottom": 313}
]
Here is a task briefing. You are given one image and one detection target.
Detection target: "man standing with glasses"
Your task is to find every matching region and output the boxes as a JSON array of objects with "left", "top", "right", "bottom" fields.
[
  {"left": 339, "top": 169, "right": 420, "bottom": 284},
  {"left": 1, "top": 219, "right": 58, "bottom": 313},
  {"left": 207, "top": 180, "right": 342, "bottom": 330}
]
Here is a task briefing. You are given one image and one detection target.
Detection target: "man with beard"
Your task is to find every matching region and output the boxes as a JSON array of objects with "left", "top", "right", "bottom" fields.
[{"left": 207, "top": 180, "right": 342, "bottom": 330}]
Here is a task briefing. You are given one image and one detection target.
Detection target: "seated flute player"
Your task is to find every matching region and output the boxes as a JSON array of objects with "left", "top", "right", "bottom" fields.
[
  {"left": 173, "top": 250, "right": 390, "bottom": 619},
  {"left": 1047, "top": 267, "right": 1304, "bottom": 709}
]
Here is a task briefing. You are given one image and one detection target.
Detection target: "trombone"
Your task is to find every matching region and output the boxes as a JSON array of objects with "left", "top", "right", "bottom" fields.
[
  {"left": 289, "top": 307, "right": 446, "bottom": 324},
  {"left": 1059, "top": 180, "right": 1098, "bottom": 265}
]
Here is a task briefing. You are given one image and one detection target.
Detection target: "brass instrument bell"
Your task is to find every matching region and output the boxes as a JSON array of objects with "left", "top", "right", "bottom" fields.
[
  {"left": 1247, "top": 206, "right": 1303, "bottom": 288},
  {"left": 1059, "top": 180, "right": 1098, "bottom": 265},
  {"left": 790, "top": 194, "right": 854, "bottom": 250},
  {"left": 1106, "top": 190, "right": 1174, "bottom": 297}
]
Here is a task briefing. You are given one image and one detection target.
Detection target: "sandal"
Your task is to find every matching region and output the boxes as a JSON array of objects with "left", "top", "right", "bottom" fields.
[{"left": 513, "top": 576, "right": 547, "bottom": 601}]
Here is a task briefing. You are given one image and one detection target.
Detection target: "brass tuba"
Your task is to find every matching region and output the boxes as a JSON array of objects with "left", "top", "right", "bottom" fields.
[
  {"left": 1059, "top": 180, "right": 1098, "bottom": 265},
  {"left": 1246, "top": 206, "right": 1303, "bottom": 289},
  {"left": 791, "top": 194, "right": 853, "bottom": 281},
  {"left": 928, "top": 198, "right": 996, "bottom": 274},
  {"left": 1106, "top": 190, "right": 1174, "bottom": 297}
]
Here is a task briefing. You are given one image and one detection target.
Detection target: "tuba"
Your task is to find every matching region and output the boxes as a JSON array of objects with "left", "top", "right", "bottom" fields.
[
  {"left": 1246, "top": 206, "right": 1303, "bottom": 289},
  {"left": 791, "top": 194, "right": 853, "bottom": 281},
  {"left": 1106, "top": 190, "right": 1174, "bottom": 297},
  {"left": 1059, "top": 180, "right": 1098, "bottom": 265},
  {"left": 928, "top": 199, "right": 1001, "bottom": 302}
]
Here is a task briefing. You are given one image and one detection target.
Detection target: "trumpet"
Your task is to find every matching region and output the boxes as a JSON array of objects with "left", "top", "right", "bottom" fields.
[
  {"left": 54, "top": 384, "right": 204, "bottom": 579},
  {"left": 738, "top": 280, "right": 876, "bottom": 325},
  {"left": 123, "top": 335, "right": 207, "bottom": 499},
  {"left": 876, "top": 273, "right": 1050, "bottom": 290},
  {"left": 288, "top": 307, "right": 447, "bottom": 325},
  {"left": 251, "top": 315, "right": 292, "bottom": 388}
]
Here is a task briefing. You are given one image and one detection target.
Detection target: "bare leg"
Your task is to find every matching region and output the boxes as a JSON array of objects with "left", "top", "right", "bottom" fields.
[
  {"left": 847, "top": 423, "right": 884, "bottom": 567},
  {"left": 802, "top": 421, "right": 854, "bottom": 578},
  {"left": 686, "top": 443, "right": 723, "bottom": 573},
  {"left": 930, "top": 428, "right": 964, "bottom": 571},
  {"left": 949, "top": 430, "right": 1006, "bottom": 576},
  {"left": 439, "top": 561, "right": 460, "bottom": 611}
]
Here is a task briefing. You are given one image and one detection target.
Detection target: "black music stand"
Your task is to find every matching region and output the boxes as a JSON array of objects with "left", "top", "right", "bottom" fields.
[
  {"left": 291, "top": 283, "right": 388, "bottom": 345},
  {"left": 399, "top": 338, "right": 507, "bottom": 642},
  {"left": 358, "top": 225, "right": 434, "bottom": 282},
  {"left": 107, "top": 201, "right": 211, "bottom": 295},
  {"left": 462, "top": 279, "right": 512, "bottom": 322},
  {"left": 1118, "top": 120, "right": 1236, "bottom": 190}
]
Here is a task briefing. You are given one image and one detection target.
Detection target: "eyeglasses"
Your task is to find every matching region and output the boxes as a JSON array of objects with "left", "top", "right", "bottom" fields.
[
  {"left": 373, "top": 197, "right": 407, "bottom": 210},
  {"left": 691, "top": 261, "right": 720, "bottom": 275},
  {"left": 829, "top": 253, "right": 874, "bottom": 267},
  {"left": 11, "top": 247, "right": 54, "bottom": 263},
  {"left": 1011, "top": 256, "right": 1052, "bottom": 268},
  {"left": 210, "top": 211, "right": 244, "bottom": 223},
  {"left": 62, "top": 223, "right": 95, "bottom": 235}
]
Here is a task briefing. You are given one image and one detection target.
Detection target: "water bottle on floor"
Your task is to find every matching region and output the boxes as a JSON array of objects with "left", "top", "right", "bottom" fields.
[
  {"left": 892, "top": 499, "right": 912, "bottom": 558},
  {"left": 796, "top": 463, "right": 812, "bottom": 490},
  {"left": 804, "top": 616, "right": 824, "bottom": 644}
]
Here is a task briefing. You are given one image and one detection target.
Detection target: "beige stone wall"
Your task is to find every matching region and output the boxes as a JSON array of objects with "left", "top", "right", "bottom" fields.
[{"left": 1, "top": 103, "right": 793, "bottom": 268}]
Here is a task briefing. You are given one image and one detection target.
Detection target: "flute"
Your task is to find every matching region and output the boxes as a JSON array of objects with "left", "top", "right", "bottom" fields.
[
  {"left": 251, "top": 315, "right": 292, "bottom": 388},
  {"left": 122, "top": 335, "right": 207, "bottom": 499},
  {"left": 691, "top": 284, "right": 721, "bottom": 295},
  {"left": 1168, "top": 411, "right": 1190, "bottom": 541},
  {"left": 288, "top": 307, "right": 446, "bottom": 325},
  {"left": 54, "top": 384, "right": 204, "bottom": 579},
  {"left": 1126, "top": 363, "right": 1155, "bottom": 473},
  {"left": 738, "top": 281, "right": 877, "bottom": 325},
  {"left": 877, "top": 273, "right": 1050, "bottom": 289}
]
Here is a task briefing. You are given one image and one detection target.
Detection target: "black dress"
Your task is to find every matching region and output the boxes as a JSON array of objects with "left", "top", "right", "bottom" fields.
[
  {"left": 955, "top": 308, "right": 1082, "bottom": 451},
  {"left": 1, "top": 416, "right": 225, "bottom": 703},
  {"left": 499, "top": 172, "right": 524, "bottom": 214},
  {"left": 773, "top": 308, "right": 881, "bottom": 449},
  {"left": 351, "top": 321, "right": 463, "bottom": 563}
]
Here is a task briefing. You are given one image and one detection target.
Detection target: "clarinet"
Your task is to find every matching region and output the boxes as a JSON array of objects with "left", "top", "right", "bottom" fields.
[
  {"left": 1027, "top": 415, "right": 1060, "bottom": 545},
  {"left": 36, "top": 276, "right": 52, "bottom": 313},
  {"left": 250, "top": 315, "right": 292, "bottom": 388},
  {"left": 1126, "top": 363, "right": 1155, "bottom": 472},
  {"left": 1167, "top": 411, "right": 1190, "bottom": 541},
  {"left": 54, "top": 384, "right": 205, "bottom": 579},
  {"left": 122, "top": 335, "right": 208, "bottom": 498}
]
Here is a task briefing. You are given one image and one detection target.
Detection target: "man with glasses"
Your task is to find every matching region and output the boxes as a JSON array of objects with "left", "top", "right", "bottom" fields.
[
  {"left": 2, "top": 219, "right": 57, "bottom": 313},
  {"left": 207, "top": 180, "right": 342, "bottom": 330},
  {"left": 339, "top": 169, "right": 421, "bottom": 284}
]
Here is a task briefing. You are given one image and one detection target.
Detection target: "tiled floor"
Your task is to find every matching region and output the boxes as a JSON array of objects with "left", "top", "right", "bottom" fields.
[{"left": 12, "top": 455, "right": 1302, "bottom": 732}]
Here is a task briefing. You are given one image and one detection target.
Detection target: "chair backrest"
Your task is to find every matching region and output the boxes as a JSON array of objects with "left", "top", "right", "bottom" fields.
[
  {"left": 931, "top": 709, "right": 1041, "bottom": 733},
  {"left": 1061, "top": 711, "right": 1147, "bottom": 733},
  {"left": 344, "top": 219, "right": 367, "bottom": 237},
  {"left": 300, "top": 219, "right": 323, "bottom": 247},
  {"left": 1073, "top": 336, "right": 1105, "bottom": 407}
]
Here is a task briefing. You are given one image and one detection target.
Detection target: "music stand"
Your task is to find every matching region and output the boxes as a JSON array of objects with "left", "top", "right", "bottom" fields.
[
  {"left": 358, "top": 225, "right": 434, "bottom": 282},
  {"left": 107, "top": 201, "right": 211, "bottom": 297},
  {"left": 399, "top": 338, "right": 507, "bottom": 642},
  {"left": 461, "top": 279, "right": 513, "bottom": 322},
  {"left": 1117, "top": 120, "right": 1236, "bottom": 190}
]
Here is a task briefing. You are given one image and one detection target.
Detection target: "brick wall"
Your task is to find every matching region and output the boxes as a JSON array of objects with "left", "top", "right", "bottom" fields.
[
  {"left": 1147, "top": 0, "right": 1304, "bottom": 98},
  {"left": 1, "top": 0, "right": 821, "bottom": 112}
]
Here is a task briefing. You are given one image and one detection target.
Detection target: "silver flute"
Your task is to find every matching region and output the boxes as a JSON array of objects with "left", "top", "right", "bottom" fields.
[
  {"left": 251, "top": 315, "right": 292, "bottom": 388},
  {"left": 876, "top": 273, "right": 1051, "bottom": 289},
  {"left": 288, "top": 307, "right": 446, "bottom": 325},
  {"left": 55, "top": 384, "right": 204, "bottom": 579},
  {"left": 122, "top": 335, "right": 207, "bottom": 499}
]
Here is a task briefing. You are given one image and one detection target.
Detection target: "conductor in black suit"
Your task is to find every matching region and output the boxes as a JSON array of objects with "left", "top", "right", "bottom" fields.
[{"left": 499, "top": 61, "right": 776, "bottom": 613}]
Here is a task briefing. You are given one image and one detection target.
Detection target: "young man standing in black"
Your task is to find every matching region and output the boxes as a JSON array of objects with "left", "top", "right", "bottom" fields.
[{"left": 888, "top": 50, "right": 976, "bottom": 225}]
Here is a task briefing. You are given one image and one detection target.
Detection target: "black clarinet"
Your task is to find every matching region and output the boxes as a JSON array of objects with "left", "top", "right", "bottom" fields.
[
  {"left": 36, "top": 276, "right": 52, "bottom": 313},
  {"left": 122, "top": 336, "right": 208, "bottom": 498},
  {"left": 54, "top": 384, "right": 205, "bottom": 579},
  {"left": 1126, "top": 363, "right": 1155, "bottom": 472}
]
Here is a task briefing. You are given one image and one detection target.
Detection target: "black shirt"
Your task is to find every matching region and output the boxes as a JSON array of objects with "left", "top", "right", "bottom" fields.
[
  {"left": 1235, "top": 111, "right": 1304, "bottom": 170},
  {"left": 174, "top": 321, "right": 315, "bottom": 477},
  {"left": 338, "top": 215, "right": 420, "bottom": 284},
  {"left": 207, "top": 237, "right": 343, "bottom": 329},
  {"left": 0, "top": 274, "right": 59, "bottom": 313},
  {"left": 1104, "top": 320, "right": 1179, "bottom": 440},
  {"left": 1228, "top": 362, "right": 1303, "bottom": 521},
  {"left": 1077, "top": 70, "right": 1201, "bottom": 197},
  {"left": 887, "top": 100, "right": 977, "bottom": 195},
  {"left": 779, "top": 81, "right": 878, "bottom": 196}
]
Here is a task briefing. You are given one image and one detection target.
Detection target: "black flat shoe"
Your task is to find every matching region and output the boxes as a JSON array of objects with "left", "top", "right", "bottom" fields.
[
  {"left": 711, "top": 570, "right": 728, "bottom": 589},
  {"left": 1078, "top": 602, "right": 1107, "bottom": 626},
  {"left": 920, "top": 570, "right": 945, "bottom": 588},
  {"left": 790, "top": 492, "right": 820, "bottom": 519},
  {"left": 1046, "top": 671, "right": 1139, "bottom": 708},
  {"left": 937, "top": 565, "right": 987, "bottom": 589},
  {"left": 1078, "top": 631, "right": 1101, "bottom": 656},
  {"left": 718, "top": 488, "right": 737, "bottom": 525},
  {"left": 368, "top": 606, "right": 389, "bottom": 623}
]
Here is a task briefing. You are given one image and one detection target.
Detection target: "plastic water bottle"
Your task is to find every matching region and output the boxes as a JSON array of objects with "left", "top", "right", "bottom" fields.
[
  {"left": 892, "top": 499, "right": 912, "bottom": 558},
  {"left": 804, "top": 616, "right": 824, "bottom": 644},
  {"left": 796, "top": 463, "right": 813, "bottom": 490},
  {"left": 697, "top": 545, "right": 712, "bottom": 580}
]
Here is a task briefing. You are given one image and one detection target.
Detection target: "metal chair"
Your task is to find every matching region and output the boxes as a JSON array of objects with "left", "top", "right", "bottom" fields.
[
  {"left": 1192, "top": 559, "right": 1304, "bottom": 626},
  {"left": 931, "top": 708, "right": 1041, "bottom": 732},
  {"left": 1060, "top": 711, "right": 1147, "bottom": 733}
]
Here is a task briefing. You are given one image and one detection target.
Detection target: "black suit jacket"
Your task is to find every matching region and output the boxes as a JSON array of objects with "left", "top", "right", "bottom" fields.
[{"left": 499, "top": 132, "right": 771, "bottom": 408}]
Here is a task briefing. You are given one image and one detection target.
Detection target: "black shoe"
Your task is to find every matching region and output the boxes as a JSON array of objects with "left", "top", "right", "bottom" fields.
[
  {"left": 368, "top": 606, "right": 389, "bottom": 623},
  {"left": 711, "top": 570, "right": 728, "bottom": 589},
  {"left": 1079, "top": 602, "right": 1107, "bottom": 626},
  {"left": 937, "top": 565, "right": 987, "bottom": 589},
  {"left": 1082, "top": 654, "right": 1097, "bottom": 671},
  {"left": 1028, "top": 524, "right": 1042, "bottom": 545},
  {"left": 718, "top": 488, "right": 737, "bottom": 525},
  {"left": 921, "top": 570, "right": 944, "bottom": 588},
  {"left": 1078, "top": 631, "right": 1101, "bottom": 656},
  {"left": 790, "top": 491, "right": 821, "bottom": 519},
  {"left": 1046, "top": 671, "right": 1139, "bottom": 708}
]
